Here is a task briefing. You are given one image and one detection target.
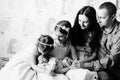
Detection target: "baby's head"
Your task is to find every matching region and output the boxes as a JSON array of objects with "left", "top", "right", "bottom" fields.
[
  {"left": 37, "top": 34, "right": 54, "bottom": 54},
  {"left": 54, "top": 20, "right": 71, "bottom": 43},
  {"left": 38, "top": 55, "right": 48, "bottom": 64}
]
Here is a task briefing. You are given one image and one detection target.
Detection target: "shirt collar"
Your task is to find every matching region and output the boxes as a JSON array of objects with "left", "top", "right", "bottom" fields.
[{"left": 103, "top": 19, "right": 117, "bottom": 34}]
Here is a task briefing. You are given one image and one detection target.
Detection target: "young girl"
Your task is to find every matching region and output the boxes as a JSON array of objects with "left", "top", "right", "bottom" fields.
[
  {"left": 51, "top": 20, "right": 77, "bottom": 74},
  {"left": 31, "top": 34, "right": 56, "bottom": 75},
  {"left": 0, "top": 34, "right": 57, "bottom": 80}
]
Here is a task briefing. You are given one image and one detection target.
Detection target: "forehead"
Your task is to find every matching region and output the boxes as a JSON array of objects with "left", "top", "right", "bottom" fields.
[
  {"left": 78, "top": 15, "right": 89, "bottom": 21},
  {"left": 55, "top": 31, "right": 64, "bottom": 35},
  {"left": 98, "top": 8, "right": 109, "bottom": 17}
]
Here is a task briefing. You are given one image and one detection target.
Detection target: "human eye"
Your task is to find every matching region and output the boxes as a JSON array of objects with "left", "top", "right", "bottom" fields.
[
  {"left": 84, "top": 21, "right": 89, "bottom": 24},
  {"left": 98, "top": 16, "right": 101, "bottom": 19},
  {"left": 79, "top": 20, "right": 81, "bottom": 22}
]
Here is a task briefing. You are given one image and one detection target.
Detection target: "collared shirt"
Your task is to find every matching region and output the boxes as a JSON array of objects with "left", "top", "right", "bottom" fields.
[
  {"left": 81, "top": 20, "right": 120, "bottom": 79},
  {"left": 98, "top": 19, "right": 120, "bottom": 72},
  {"left": 100, "top": 19, "right": 120, "bottom": 57}
]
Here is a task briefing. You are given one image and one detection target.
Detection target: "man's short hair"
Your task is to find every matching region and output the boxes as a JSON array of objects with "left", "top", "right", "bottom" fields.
[{"left": 99, "top": 2, "right": 117, "bottom": 17}]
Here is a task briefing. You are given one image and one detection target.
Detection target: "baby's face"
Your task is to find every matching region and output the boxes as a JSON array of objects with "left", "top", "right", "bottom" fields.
[{"left": 38, "top": 56, "right": 47, "bottom": 63}]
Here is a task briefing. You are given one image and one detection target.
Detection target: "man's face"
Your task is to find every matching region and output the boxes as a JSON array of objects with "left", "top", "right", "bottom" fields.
[{"left": 98, "top": 8, "right": 112, "bottom": 28}]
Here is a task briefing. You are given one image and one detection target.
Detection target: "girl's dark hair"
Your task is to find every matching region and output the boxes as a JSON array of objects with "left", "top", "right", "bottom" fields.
[
  {"left": 70, "top": 6, "right": 102, "bottom": 50},
  {"left": 38, "top": 35, "right": 54, "bottom": 45},
  {"left": 37, "top": 34, "right": 54, "bottom": 61},
  {"left": 37, "top": 34, "right": 54, "bottom": 52},
  {"left": 54, "top": 20, "right": 71, "bottom": 35}
]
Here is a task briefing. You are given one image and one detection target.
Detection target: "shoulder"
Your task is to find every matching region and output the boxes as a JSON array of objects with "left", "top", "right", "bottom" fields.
[
  {"left": 22, "top": 43, "right": 38, "bottom": 58},
  {"left": 116, "top": 20, "right": 120, "bottom": 32},
  {"left": 49, "top": 57, "right": 57, "bottom": 64},
  {"left": 113, "top": 20, "right": 120, "bottom": 37}
]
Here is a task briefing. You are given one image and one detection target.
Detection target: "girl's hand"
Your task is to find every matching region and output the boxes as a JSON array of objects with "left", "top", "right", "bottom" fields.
[{"left": 69, "top": 62, "right": 80, "bottom": 69}]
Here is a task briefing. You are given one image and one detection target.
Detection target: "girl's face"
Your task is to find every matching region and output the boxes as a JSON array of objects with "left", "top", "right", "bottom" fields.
[
  {"left": 78, "top": 14, "right": 90, "bottom": 29},
  {"left": 55, "top": 30, "right": 67, "bottom": 43}
]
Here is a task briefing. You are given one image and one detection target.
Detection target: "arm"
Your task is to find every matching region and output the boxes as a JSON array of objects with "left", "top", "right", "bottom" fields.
[
  {"left": 80, "top": 35, "right": 120, "bottom": 71},
  {"left": 70, "top": 45, "right": 77, "bottom": 60},
  {"left": 79, "top": 47, "right": 113, "bottom": 71},
  {"left": 54, "top": 66, "right": 70, "bottom": 74},
  {"left": 98, "top": 31, "right": 120, "bottom": 69},
  {"left": 54, "top": 60, "right": 70, "bottom": 74},
  {"left": 81, "top": 51, "right": 97, "bottom": 63},
  {"left": 31, "top": 65, "right": 48, "bottom": 73}
]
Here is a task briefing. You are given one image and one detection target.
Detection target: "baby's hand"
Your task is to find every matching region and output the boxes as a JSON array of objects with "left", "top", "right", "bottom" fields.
[
  {"left": 69, "top": 64, "right": 78, "bottom": 69},
  {"left": 71, "top": 60, "right": 81, "bottom": 69},
  {"left": 69, "top": 62, "right": 79, "bottom": 69},
  {"left": 72, "top": 59, "right": 78, "bottom": 65}
]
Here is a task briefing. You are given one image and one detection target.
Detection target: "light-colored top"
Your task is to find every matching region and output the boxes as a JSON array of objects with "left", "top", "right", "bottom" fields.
[
  {"left": 98, "top": 19, "right": 120, "bottom": 78},
  {"left": 51, "top": 39, "right": 71, "bottom": 60}
]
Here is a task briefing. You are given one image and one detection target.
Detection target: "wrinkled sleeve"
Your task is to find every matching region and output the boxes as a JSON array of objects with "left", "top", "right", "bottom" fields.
[
  {"left": 110, "top": 32, "right": 120, "bottom": 68},
  {"left": 83, "top": 30, "right": 120, "bottom": 71},
  {"left": 80, "top": 60, "right": 101, "bottom": 71}
]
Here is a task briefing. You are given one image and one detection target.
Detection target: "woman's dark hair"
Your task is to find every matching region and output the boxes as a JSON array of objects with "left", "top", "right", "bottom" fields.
[
  {"left": 73, "top": 6, "right": 97, "bottom": 32},
  {"left": 70, "top": 6, "right": 102, "bottom": 51}
]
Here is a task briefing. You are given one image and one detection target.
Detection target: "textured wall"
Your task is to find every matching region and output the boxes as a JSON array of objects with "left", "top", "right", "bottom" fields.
[{"left": 0, "top": 0, "right": 117, "bottom": 59}]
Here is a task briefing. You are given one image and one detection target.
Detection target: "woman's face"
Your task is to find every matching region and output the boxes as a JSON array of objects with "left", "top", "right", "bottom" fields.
[{"left": 78, "top": 14, "right": 90, "bottom": 29}]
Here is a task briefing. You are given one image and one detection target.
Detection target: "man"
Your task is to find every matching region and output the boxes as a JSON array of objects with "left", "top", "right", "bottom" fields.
[
  {"left": 97, "top": 2, "right": 120, "bottom": 80},
  {"left": 80, "top": 2, "right": 120, "bottom": 80}
]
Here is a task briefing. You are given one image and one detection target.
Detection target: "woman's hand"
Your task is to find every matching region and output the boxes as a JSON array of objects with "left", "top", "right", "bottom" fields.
[{"left": 69, "top": 60, "right": 81, "bottom": 69}]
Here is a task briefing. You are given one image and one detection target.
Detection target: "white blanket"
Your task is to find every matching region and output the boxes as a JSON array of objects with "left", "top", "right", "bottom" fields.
[
  {"left": 66, "top": 69, "right": 98, "bottom": 80},
  {"left": 0, "top": 44, "right": 68, "bottom": 80}
]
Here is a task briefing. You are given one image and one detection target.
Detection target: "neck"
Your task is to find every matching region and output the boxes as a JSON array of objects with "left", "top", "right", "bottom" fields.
[
  {"left": 105, "top": 20, "right": 115, "bottom": 32},
  {"left": 55, "top": 40, "right": 67, "bottom": 47}
]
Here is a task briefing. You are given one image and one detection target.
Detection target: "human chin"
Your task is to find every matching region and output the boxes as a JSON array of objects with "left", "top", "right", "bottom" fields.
[
  {"left": 81, "top": 26, "right": 88, "bottom": 29},
  {"left": 100, "top": 24, "right": 106, "bottom": 28}
]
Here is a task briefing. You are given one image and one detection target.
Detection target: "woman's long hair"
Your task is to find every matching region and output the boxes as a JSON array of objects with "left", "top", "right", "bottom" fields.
[{"left": 70, "top": 6, "right": 102, "bottom": 51}]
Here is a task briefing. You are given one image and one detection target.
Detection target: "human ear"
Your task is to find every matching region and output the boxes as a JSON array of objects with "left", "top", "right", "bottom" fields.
[{"left": 111, "top": 14, "right": 116, "bottom": 21}]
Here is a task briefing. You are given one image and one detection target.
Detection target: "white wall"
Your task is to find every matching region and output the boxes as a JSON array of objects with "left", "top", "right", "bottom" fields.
[{"left": 0, "top": 0, "right": 117, "bottom": 59}]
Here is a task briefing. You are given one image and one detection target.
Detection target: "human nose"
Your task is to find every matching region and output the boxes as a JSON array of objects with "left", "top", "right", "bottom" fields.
[
  {"left": 97, "top": 18, "right": 101, "bottom": 23},
  {"left": 81, "top": 22, "right": 85, "bottom": 27}
]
